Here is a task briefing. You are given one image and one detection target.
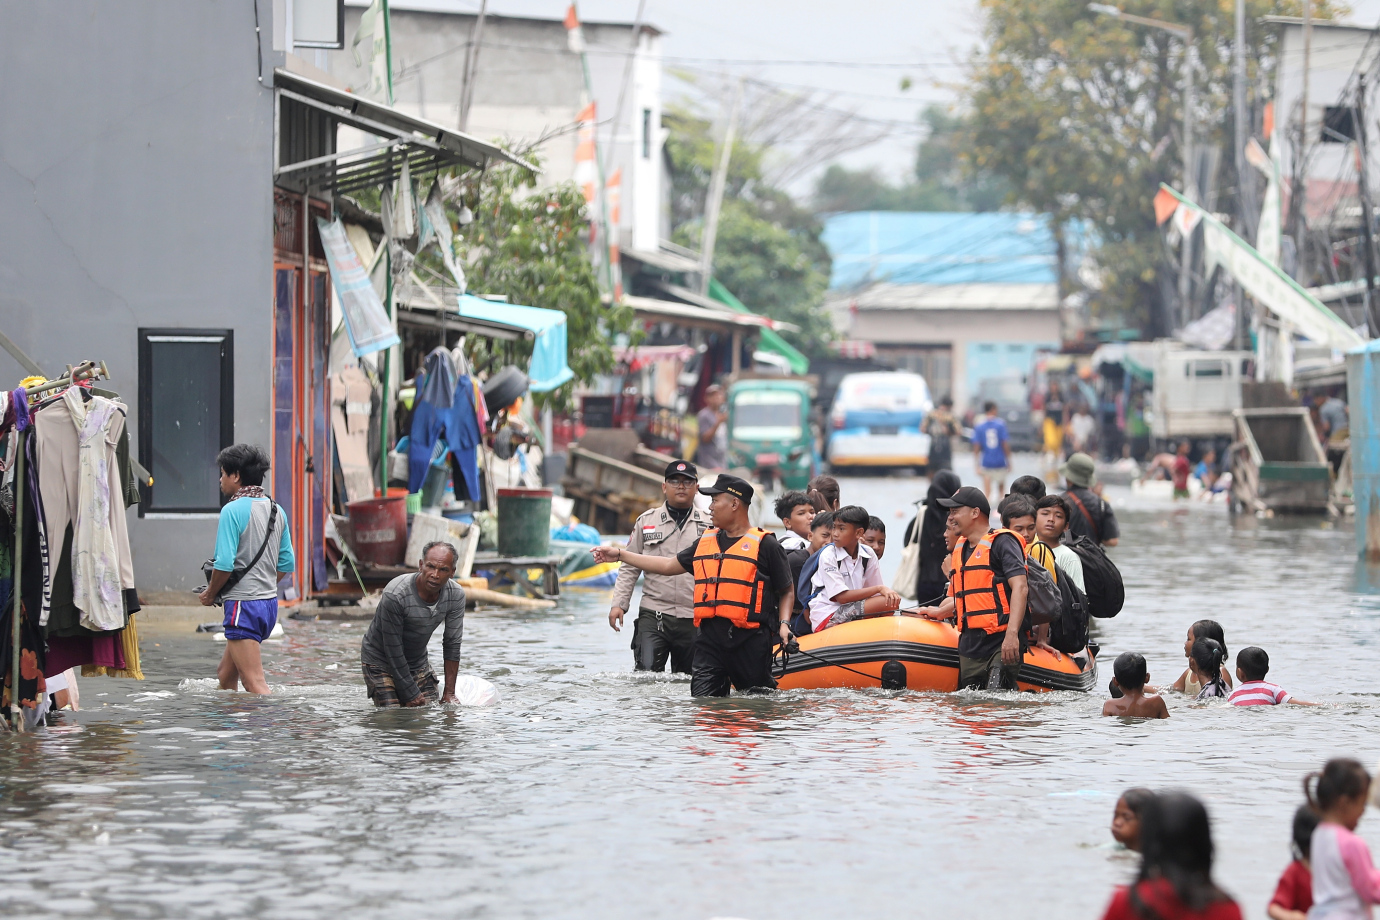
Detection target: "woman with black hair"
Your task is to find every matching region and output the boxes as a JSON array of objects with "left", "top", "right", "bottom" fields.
[
  {"left": 905, "top": 470, "right": 960, "bottom": 605},
  {"left": 1100, "top": 791, "right": 1242, "bottom": 920}
]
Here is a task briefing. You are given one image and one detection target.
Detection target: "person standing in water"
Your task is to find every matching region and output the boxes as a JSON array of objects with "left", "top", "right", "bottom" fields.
[
  {"left": 906, "top": 470, "right": 961, "bottom": 605},
  {"left": 592, "top": 474, "right": 794, "bottom": 697},
  {"left": 199, "top": 444, "right": 294, "bottom": 696},
  {"left": 924, "top": 396, "right": 960, "bottom": 472},
  {"left": 360, "top": 542, "right": 467, "bottom": 707},
  {"left": 608, "top": 460, "right": 711, "bottom": 674},
  {"left": 694, "top": 385, "right": 728, "bottom": 470},
  {"left": 917, "top": 486, "right": 1030, "bottom": 690},
  {"left": 1305, "top": 758, "right": 1380, "bottom": 920},
  {"left": 1060, "top": 452, "right": 1120, "bottom": 547},
  {"left": 972, "top": 401, "right": 1011, "bottom": 505}
]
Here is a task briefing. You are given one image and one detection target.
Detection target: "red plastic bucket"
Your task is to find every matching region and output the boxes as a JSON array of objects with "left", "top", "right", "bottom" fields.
[{"left": 346, "top": 496, "right": 408, "bottom": 565}]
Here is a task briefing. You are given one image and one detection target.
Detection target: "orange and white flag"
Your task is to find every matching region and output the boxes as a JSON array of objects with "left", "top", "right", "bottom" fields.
[
  {"left": 564, "top": 4, "right": 585, "bottom": 53},
  {"left": 574, "top": 102, "right": 598, "bottom": 208},
  {"left": 1153, "top": 186, "right": 1179, "bottom": 226}
]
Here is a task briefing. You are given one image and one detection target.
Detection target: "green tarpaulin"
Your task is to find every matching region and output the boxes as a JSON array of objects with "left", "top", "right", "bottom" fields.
[{"left": 707, "top": 278, "right": 810, "bottom": 375}]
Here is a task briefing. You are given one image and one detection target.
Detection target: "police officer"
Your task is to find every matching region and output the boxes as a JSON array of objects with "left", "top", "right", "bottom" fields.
[
  {"left": 608, "top": 459, "right": 711, "bottom": 673},
  {"left": 593, "top": 474, "right": 795, "bottom": 697}
]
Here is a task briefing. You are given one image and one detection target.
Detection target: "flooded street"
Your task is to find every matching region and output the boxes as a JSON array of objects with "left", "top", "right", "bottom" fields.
[{"left": 4, "top": 457, "right": 1380, "bottom": 920}]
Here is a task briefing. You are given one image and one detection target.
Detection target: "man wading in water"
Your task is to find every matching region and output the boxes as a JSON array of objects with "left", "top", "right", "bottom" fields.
[
  {"left": 360, "top": 542, "right": 467, "bottom": 707},
  {"left": 592, "top": 474, "right": 794, "bottom": 697},
  {"left": 607, "top": 459, "right": 711, "bottom": 673},
  {"left": 917, "top": 486, "right": 1031, "bottom": 690}
]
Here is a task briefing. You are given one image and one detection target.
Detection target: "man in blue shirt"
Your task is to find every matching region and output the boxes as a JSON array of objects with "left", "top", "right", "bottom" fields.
[
  {"left": 971, "top": 401, "right": 1011, "bottom": 508},
  {"left": 198, "top": 444, "right": 295, "bottom": 695}
]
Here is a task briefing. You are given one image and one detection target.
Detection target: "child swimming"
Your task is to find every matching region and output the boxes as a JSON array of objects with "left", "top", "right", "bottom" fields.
[
  {"left": 1267, "top": 804, "right": 1320, "bottom": 920},
  {"left": 1171, "top": 620, "right": 1232, "bottom": 695},
  {"left": 1189, "top": 638, "right": 1230, "bottom": 700},
  {"left": 1111, "top": 787, "right": 1155, "bottom": 851},
  {"left": 1103, "top": 652, "right": 1170, "bottom": 719}
]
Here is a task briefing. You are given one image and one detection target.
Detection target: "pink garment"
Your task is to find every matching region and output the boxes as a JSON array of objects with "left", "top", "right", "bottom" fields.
[
  {"left": 45, "top": 634, "right": 126, "bottom": 676},
  {"left": 1310, "top": 822, "right": 1380, "bottom": 919}
]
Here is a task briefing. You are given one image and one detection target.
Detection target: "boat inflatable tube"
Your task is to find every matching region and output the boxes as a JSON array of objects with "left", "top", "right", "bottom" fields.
[{"left": 773, "top": 614, "right": 1097, "bottom": 693}]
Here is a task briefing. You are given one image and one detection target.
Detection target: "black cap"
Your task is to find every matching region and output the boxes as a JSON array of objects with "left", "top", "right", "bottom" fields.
[
  {"left": 663, "top": 459, "right": 699, "bottom": 481},
  {"left": 699, "top": 473, "right": 754, "bottom": 503},
  {"left": 936, "top": 485, "right": 990, "bottom": 518}
]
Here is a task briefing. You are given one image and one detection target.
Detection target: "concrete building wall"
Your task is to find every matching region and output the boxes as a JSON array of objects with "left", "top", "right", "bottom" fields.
[
  {"left": 323, "top": 6, "right": 662, "bottom": 247},
  {"left": 0, "top": 1, "right": 278, "bottom": 591},
  {"left": 849, "top": 309, "right": 1062, "bottom": 411}
]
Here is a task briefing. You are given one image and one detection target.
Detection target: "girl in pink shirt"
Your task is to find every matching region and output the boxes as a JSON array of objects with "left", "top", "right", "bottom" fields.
[{"left": 1306, "top": 758, "right": 1380, "bottom": 920}]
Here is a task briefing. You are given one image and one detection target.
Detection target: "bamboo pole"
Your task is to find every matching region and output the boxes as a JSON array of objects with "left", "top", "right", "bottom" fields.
[{"left": 10, "top": 428, "right": 24, "bottom": 733}]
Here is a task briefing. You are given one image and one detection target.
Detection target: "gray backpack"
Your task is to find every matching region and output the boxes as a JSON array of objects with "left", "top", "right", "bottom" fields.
[{"left": 1022, "top": 555, "right": 1061, "bottom": 626}]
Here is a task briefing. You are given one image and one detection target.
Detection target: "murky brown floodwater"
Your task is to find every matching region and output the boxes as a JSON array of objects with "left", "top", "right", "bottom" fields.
[{"left": 3, "top": 453, "right": 1378, "bottom": 919}]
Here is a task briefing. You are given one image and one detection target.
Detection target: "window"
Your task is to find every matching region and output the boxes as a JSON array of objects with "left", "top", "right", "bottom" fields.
[
  {"left": 1188, "top": 360, "right": 1226, "bottom": 378},
  {"left": 138, "top": 329, "right": 234, "bottom": 514},
  {"left": 642, "top": 108, "right": 652, "bottom": 159},
  {"left": 1322, "top": 106, "right": 1357, "bottom": 143}
]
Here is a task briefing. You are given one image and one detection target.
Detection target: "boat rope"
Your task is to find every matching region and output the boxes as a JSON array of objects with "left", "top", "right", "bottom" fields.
[{"left": 775, "top": 637, "right": 884, "bottom": 685}]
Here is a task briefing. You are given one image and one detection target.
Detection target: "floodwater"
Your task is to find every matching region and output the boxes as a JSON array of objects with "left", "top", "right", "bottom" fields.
[{"left": 4, "top": 455, "right": 1380, "bottom": 920}]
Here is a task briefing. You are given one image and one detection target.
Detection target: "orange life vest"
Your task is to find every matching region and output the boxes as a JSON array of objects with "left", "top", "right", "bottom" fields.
[
  {"left": 690, "top": 527, "right": 770, "bottom": 628},
  {"left": 950, "top": 528, "right": 1027, "bottom": 635}
]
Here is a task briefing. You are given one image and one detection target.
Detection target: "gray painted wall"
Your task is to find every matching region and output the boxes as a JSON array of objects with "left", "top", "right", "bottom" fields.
[{"left": 0, "top": 1, "right": 279, "bottom": 592}]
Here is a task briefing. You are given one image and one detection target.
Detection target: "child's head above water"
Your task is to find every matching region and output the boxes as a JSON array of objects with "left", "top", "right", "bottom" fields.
[
  {"left": 1111, "top": 787, "right": 1154, "bottom": 852},
  {"left": 1237, "top": 646, "right": 1269, "bottom": 683},
  {"left": 1189, "top": 638, "right": 1227, "bottom": 685},
  {"left": 1113, "top": 652, "right": 1148, "bottom": 694},
  {"left": 1185, "top": 619, "right": 1227, "bottom": 660}
]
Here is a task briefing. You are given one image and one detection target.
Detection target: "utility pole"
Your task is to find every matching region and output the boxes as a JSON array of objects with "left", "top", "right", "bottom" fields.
[
  {"left": 1358, "top": 74, "right": 1379, "bottom": 336},
  {"left": 457, "top": 0, "right": 488, "bottom": 131},
  {"left": 1293, "top": 0, "right": 1313, "bottom": 279},
  {"left": 1180, "top": 40, "right": 1196, "bottom": 328},
  {"left": 1233, "top": 0, "right": 1249, "bottom": 348},
  {"left": 698, "top": 80, "right": 743, "bottom": 296}
]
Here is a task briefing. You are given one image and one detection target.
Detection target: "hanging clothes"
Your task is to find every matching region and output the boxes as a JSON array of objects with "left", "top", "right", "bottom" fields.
[
  {"left": 448, "top": 375, "right": 482, "bottom": 503},
  {"left": 407, "top": 348, "right": 461, "bottom": 493},
  {"left": 0, "top": 484, "right": 47, "bottom": 725},
  {"left": 33, "top": 388, "right": 134, "bottom": 631}
]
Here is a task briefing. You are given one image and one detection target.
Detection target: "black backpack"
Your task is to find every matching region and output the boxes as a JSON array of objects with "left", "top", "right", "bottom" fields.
[
  {"left": 1047, "top": 561, "right": 1090, "bottom": 653},
  {"left": 1064, "top": 534, "right": 1124, "bottom": 619}
]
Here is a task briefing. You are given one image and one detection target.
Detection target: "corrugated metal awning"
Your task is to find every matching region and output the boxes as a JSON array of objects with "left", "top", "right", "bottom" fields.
[{"left": 273, "top": 69, "right": 534, "bottom": 194}]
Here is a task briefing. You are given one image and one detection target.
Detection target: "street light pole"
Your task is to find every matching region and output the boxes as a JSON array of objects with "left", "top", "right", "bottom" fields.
[{"left": 1089, "top": 4, "right": 1195, "bottom": 330}]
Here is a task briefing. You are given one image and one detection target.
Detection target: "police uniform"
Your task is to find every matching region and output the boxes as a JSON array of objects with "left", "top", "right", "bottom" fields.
[{"left": 610, "top": 461, "right": 711, "bottom": 673}]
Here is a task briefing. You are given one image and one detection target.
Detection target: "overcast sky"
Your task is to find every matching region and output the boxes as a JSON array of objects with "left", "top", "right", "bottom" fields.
[{"left": 390, "top": 0, "right": 1380, "bottom": 196}]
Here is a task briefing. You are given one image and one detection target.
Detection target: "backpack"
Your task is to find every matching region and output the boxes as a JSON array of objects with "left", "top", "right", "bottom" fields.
[
  {"left": 1047, "top": 560, "right": 1090, "bottom": 653},
  {"left": 1022, "top": 553, "right": 1061, "bottom": 626},
  {"left": 1064, "top": 534, "right": 1124, "bottom": 619}
]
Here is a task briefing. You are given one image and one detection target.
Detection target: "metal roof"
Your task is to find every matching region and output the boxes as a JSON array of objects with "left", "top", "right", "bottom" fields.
[
  {"left": 829, "top": 282, "right": 1060, "bottom": 312},
  {"left": 623, "top": 295, "right": 778, "bottom": 332},
  {"left": 273, "top": 69, "right": 534, "bottom": 194},
  {"left": 821, "top": 211, "right": 1060, "bottom": 289}
]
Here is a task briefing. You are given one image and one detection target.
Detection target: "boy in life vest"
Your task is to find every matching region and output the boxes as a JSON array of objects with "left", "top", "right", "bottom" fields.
[
  {"left": 917, "top": 486, "right": 1030, "bottom": 690},
  {"left": 591, "top": 474, "right": 795, "bottom": 697}
]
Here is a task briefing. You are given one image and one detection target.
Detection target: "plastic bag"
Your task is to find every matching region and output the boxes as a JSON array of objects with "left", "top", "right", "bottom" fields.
[{"left": 451, "top": 675, "right": 499, "bottom": 706}]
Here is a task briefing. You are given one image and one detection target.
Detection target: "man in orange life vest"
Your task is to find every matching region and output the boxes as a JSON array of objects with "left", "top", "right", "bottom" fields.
[
  {"left": 916, "top": 486, "right": 1031, "bottom": 690},
  {"left": 591, "top": 474, "right": 795, "bottom": 696}
]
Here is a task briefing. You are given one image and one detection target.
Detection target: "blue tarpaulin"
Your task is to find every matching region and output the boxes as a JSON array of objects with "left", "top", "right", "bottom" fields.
[{"left": 457, "top": 294, "right": 575, "bottom": 392}]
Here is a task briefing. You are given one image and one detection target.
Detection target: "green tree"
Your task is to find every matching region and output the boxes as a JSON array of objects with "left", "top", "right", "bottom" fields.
[
  {"left": 964, "top": 0, "right": 1338, "bottom": 335},
  {"left": 664, "top": 104, "right": 835, "bottom": 358},
  {"left": 449, "top": 158, "right": 637, "bottom": 410},
  {"left": 811, "top": 106, "right": 1011, "bottom": 213}
]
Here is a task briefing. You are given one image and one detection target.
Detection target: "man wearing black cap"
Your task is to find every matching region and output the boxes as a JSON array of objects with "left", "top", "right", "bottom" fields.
[
  {"left": 917, "top": 485, "right": 1031, "bottom": 690},
  {"left": 592, "top": 474, "right": 795, "bottom": 696},
  {"left": 608, "top": 460, "right": 711, "bottom": 673}
]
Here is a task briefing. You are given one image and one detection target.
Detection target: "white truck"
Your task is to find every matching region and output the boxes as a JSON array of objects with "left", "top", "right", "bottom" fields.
[{"left": 1149, "top": 345, "right": 1253, "bottom": 442}]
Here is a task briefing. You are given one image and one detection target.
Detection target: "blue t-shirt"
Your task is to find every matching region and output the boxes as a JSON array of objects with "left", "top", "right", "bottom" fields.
[
  {"left": 214, "top": 496, "right": 295, "bottom": 600},
  {"left": 972, "top": 417, "right": 1009, "bottom": 469}
]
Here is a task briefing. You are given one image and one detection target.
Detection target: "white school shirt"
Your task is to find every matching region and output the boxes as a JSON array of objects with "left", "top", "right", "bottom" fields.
[{"left": 809, "top": 542, "right": 881, "bottom": 630}]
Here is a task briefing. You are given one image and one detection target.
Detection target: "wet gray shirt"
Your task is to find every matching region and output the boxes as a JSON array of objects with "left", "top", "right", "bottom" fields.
[{"left": 360, "top": 574, "right": 466, "bottom": 702}]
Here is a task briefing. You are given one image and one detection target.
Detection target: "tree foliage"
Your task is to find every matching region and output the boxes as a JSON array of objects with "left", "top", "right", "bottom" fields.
[
  {"left": 812, "top": 106, "right": 1011, "bottom": 213},
  {"left": 663, "top": 105, "right": 835, "bottom": 358},
  {"left": 448, "top": 159, "right": 637, "bottom": 410},
  {"left": 964, "top": 0, "right": 1339, "bottom": 335}
]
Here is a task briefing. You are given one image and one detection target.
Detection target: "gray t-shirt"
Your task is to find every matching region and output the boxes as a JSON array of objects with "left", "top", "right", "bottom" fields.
[
  {"left": 360, "top": 574, "right": 466, "bottom": 702},
  {"left": 696, "top": 407, "right": 727, "bottom": 469}
]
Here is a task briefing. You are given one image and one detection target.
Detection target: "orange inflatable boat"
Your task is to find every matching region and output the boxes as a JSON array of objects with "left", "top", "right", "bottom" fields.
[{"left": 773, "top": 613, "right": 1098, "bottom": 692}]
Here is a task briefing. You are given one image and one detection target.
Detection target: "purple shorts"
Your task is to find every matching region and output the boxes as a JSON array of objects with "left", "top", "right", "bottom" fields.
[{"left": 222, "top": 598, "right": 278, "bottom": 642}]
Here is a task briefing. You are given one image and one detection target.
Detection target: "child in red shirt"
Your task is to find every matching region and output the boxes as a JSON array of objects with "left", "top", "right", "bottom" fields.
[{"left": 1268, "top": 804, "right": 1320, "bottom": 920}]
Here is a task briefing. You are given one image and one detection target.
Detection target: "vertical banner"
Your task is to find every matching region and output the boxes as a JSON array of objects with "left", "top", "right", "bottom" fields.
[{"left": 316, "top": 217, "right": 401, "bottom": 357}]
